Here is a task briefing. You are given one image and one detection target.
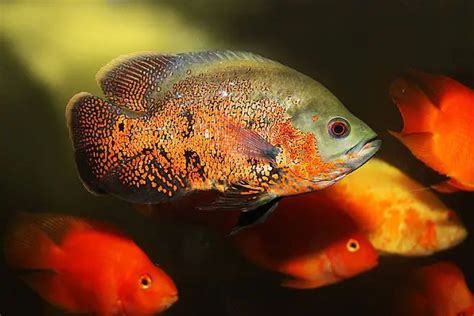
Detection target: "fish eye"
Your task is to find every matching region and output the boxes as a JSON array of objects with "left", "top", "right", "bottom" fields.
[
  {"left": 139, "top": 274, "right": 152, "bottom": 290},
  {"left": 328, "top": 117, "right": 350, "bottom": 139},
  {"left": 346, "top": 239, "right": 360, "bottom": 252}
]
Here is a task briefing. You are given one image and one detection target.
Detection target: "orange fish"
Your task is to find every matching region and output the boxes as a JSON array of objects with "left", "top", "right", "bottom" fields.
[
  {"left": 389, "top": 69, "right": 474, "bottom": 192},
  {"left": 458, "top": 304, "right": 474, "bottom": 316},
  {"left": 394, "top": 262, "right": 474, "bottom": 316},
  {"left": 308, "top": 158, "right": 467, "bottom": 256},
  {"left": 230, "top": 194, "right": 379, "bottom": 289},
  {"left": 4, "top": 213, "right": 178, "bottom": 316}
]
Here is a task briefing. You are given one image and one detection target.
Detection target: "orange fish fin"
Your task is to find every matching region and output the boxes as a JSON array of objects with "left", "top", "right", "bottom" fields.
[
  {"left": 389, "top": 131, "right": 449, "bottom": 175},
  {"left": 222, "top": 119, "right": 280, "bottom": 162},
  {"left": 390, "top": 75, "right": 439, "bottom": 134},
  {"left": 17, "top": 268, "right": 60, "bottom": 299},
  {"left": 67, "top": 93, "right": 173, "bottom": 203},
  {"left": 201, "top": 185, "right": 275, "bottom": 212},
  {"left": 66, "top": 92, "right": 122, "bottom": 195},
  {"left": 3, "top": 213, "right": 73, "bottom": 269},
  {"left": 432, "top": 178, "right": 474, "bottom": 193},
  {"left": 281, "top": 278, "right": 326, "bottom": 289},
  {"left": 405, "top": 69, "right": 473, "bottom": 110}
]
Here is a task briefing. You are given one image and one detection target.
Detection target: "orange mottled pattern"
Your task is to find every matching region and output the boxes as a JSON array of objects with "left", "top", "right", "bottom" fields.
[{"left": 70, "top": 64, "right": 336, "bottom": 203}]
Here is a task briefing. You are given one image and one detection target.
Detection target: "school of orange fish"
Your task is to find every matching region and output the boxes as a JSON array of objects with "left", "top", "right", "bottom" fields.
[{"left": 3, "top": 51, "right": 473, "bottom": 315}]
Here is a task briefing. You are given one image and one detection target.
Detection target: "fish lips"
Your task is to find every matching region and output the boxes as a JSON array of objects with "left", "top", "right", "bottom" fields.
[
  {"left": 343, "top": 137, "right": 382, "bottom": 170},
  {"left": 303, "top": 137, "right": 381, "bottom": 188}
]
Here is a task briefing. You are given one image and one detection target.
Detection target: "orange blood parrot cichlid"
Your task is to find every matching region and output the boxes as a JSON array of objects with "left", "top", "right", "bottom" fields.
[
  {"left": 308, "top": 158, "right": 467, "bottom": 256},
  {"left": 66, "top": 51, "right": 380, "bottom": 232},
  {"left": 390, "top": 69, "right": 474, "bottom": 193},
  {"left": 230, "top": 194, "right": 379, "bottom": 289},
  {"left": 3, "top": 213, "right": 178, "bottom": 316},
  {"left": 394, "top": 262, "right": 474, "bottom": 316}
]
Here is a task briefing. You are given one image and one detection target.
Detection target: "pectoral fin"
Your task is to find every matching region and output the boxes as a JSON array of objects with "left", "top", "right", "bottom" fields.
[{"left": 222, "top": 119, "right": 280, "bottom": 162}]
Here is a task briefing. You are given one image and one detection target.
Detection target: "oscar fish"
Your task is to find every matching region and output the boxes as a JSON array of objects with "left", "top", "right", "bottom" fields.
[
  {"left": 3, "top": 212, "right": 178, "bottom": 316},
  {"left": 67, "top": 51, "right": 381, "bottom": 232}
]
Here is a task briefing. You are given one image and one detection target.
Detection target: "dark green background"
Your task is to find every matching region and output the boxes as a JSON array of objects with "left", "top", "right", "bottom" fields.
[{"left": 1, "top": 0, "right": 473, "bottom": 315}]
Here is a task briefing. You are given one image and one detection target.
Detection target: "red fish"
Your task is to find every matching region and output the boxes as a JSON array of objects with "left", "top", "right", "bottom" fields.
[
  {"left": 458, "top": 304, "right": 474, "bottom": 316},
  {"left": 390, "top": 70, "right": 474, "bottom": 192},
  {"left": 4, "top": 213, "right": 178, "bottom": 316},
  {"left": 229, "top": 194, "right": 379, "bottom": 289},
  {"left": 394, "top": 262, "right": 474, "bottom": 316}
]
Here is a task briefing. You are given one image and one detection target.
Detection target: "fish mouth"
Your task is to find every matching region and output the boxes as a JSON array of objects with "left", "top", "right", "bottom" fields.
[
  {"left": 162, "top": 295, "right": 179, "bottom": 309},
  {"left": 343, "top": 136, "right": 381, "bottom": 170},
  {"left": 296, "top": 137, "right": 381, "bottom": 188},
  {"left": 313, "top": 137, "right": 381, "bottom": 186}
]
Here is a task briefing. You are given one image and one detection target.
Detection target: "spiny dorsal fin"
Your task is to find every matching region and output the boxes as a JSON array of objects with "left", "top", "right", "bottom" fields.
[
  {"left": 13, "top": 212, "right": 94, "bottom": 245},
  {"left": 405, "top": 69, "right": 473, "bottom": 109},
  {"left": 96, "top": 50, "right": 276, "bottom": 112}
]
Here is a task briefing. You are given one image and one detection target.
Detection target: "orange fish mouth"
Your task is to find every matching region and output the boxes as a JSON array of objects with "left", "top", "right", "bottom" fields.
[{"left": 162, "top": 294, "right": 178, "bottom": 309}]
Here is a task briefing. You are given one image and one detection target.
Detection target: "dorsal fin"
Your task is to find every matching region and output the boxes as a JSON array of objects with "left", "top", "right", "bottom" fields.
[
  {"left": 95, "top": 50, "right": 276, "bottom": 112},
  {"left": 405, "top": 69, "right": 473, "bottom": 109},
  {"left": 14, "top": 212, "right": 94, "bottom": 245}
]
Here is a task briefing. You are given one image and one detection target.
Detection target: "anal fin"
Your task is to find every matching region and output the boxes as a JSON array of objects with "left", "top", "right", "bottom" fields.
[{"left": 229, "top": 198, "right": 281, "bottom": 236}]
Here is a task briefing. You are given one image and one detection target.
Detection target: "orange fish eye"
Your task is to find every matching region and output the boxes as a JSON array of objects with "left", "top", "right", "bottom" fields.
[
  {"left": 139, "top": 274, "right": 152, "bottom": 289},
  {"left": 346, "top": 239, "right": 360, "bottom": 252},
  {"left": 328, "top": 117, "right": 350, "bottom": 139}
]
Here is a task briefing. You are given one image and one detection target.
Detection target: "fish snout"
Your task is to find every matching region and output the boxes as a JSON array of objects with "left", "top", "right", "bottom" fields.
[
  {"left": 162, "top": 294, "right": 178, "bottom": 309},
  {"left": 344, "top": 137, "right": 381, "bottom": 170}
]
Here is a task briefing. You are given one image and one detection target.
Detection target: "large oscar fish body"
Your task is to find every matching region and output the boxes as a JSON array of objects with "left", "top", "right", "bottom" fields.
[{"left": 67, "top": 51, "right": 380, "bottom": 231}]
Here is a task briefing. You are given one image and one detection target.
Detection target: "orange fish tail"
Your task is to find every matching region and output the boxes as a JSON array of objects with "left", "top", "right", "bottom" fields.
[
  {"left": 390, "top": 75, "right": 439, "bottom": 134},
  {"left": 66, "top": 92, "right": 124, "bottom": 196},
  {"left": 4, "top": 213, "right": 62, "bottom": 270},
  {"left": 406, "top": 69, "right": 473, "bottom": 108}
]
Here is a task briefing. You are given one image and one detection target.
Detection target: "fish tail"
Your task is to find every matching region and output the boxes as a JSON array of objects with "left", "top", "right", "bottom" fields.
[
  {"left": 389, "top": 76, "right": 439, "bottom": 134},
  {"left": 4, "top": 212, "right": 62, "bottom": 270},
  {"left": 66, "top": 92, "right": 125, "bottom": 195}
]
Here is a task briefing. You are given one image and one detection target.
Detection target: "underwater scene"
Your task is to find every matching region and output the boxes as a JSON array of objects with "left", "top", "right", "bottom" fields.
[{"left": 1, "top": 0, "right": 473, "bottom": 315}]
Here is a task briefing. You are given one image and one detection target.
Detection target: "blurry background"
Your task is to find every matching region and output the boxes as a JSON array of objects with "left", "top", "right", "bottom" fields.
[{"left": 1, "top": 0, "right": 473, "bottom": 315}]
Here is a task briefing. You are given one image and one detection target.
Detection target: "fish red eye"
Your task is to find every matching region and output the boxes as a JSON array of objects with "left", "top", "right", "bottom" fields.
[
  {"left": 328, "top": 118, "right": 350, "bottom": 138},
  {"left": 139, "top": 274, "right": 152, "bottom": 289},
  {"left": 346, "top": 239, "right": 360, "bottom": 252}
]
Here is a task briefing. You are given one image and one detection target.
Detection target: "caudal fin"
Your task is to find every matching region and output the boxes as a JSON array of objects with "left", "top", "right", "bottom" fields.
[
  {"left": 389, "top": 74, "right": 439, "bottom": 134},
  {"left": 66, "top": 92, "right": 125, "bottom": 195}
]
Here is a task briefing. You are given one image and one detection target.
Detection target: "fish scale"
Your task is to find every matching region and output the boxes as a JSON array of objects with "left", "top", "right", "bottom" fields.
[{"left": 67, "top": 50, "right": 380, "bottom": 231}]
